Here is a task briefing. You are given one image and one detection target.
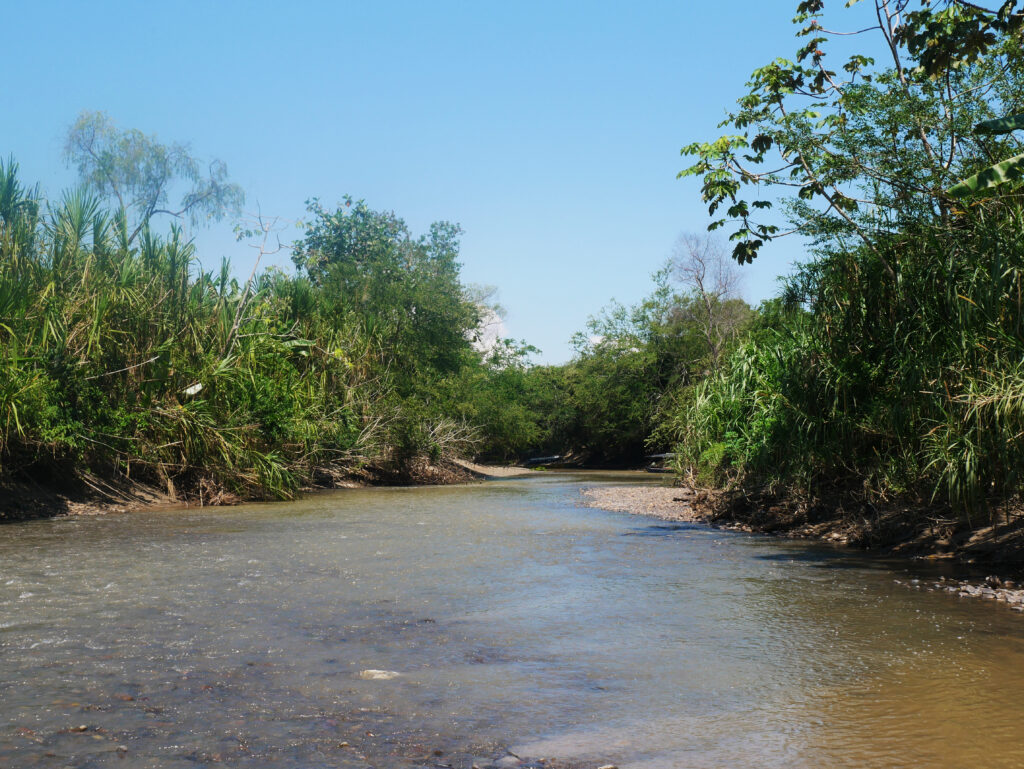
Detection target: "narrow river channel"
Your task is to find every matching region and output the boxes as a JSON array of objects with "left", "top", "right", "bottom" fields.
[{"left": 3, "top": 472, "right": 1024, "bottom": 768}]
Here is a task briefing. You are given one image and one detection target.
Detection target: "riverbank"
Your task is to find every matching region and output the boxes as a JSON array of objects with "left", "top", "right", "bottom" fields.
[
  {"left": 693, "top": 486, "right": 1024, "bottom": 569},
  {"left": 0, "top": 459, "right": 536, "bottom": 522},
  {"left": 580, "top": 483, "right": 1024, "bottom": 608},
  {"left": 450, "top": 458, "right": 537, "bottom": 479},
  {"left": 579, "top": 485, "right": 700, "bottom": 521},
  {"left": 583, "top": 483, "right": 1024, "bottom": 564}
]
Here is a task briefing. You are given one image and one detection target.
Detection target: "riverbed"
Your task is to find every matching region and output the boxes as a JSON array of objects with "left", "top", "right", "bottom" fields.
[{"left": 2, "top": 472, "right": 1024, "bottom": 768}]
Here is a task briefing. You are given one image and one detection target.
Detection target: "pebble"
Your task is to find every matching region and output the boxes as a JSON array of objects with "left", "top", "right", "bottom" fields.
[{"left": 895, "top": 574, "right": 1024, "bottom": 611}]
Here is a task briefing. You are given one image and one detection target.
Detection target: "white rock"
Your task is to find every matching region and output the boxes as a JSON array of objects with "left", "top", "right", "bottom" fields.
[{"left": 358, "top": 669, "right": 401, "bottom": 680}]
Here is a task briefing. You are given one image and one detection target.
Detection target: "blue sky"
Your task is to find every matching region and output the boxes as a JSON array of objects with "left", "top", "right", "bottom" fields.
[{"left": 3, "top": 1, "right": 807, "bottom": 363}]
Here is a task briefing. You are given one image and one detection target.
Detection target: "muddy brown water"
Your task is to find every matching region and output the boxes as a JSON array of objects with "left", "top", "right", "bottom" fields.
[{"left": 2, "top": 472, "right": 1024, "bottom": 768}]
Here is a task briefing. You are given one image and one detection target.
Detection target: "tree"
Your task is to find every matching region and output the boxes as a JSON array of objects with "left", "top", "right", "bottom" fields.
[
  {"left": 668, "top": 233, "right": 751, "bottom": 371},
  {"left": 291, "top": 197, "right": 480, "bottom": 389},
  {"left": 561, "top": 276, "right": 708, "bottom": 462},
  {"left": 679, "top": 0, "right": 1024, "bottom": 269},
  {"left": 64, "top": 110, "right": 244, "bottom": 244}
]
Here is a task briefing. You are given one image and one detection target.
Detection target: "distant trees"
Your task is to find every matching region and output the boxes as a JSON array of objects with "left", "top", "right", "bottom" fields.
[
  {"left": 668, "top": 233, "right": 751, "bottom": 372},
  {"left": 492, "top": 259, "right": 754, "bottom": 465},
  {"left": 64, "top": 110, "right": 244, "bottom": 244}
]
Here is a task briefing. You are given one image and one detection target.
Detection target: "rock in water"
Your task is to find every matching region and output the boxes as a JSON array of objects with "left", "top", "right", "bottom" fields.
[{"left": 358, "top": 669, "right": 401, "bottom": 680}]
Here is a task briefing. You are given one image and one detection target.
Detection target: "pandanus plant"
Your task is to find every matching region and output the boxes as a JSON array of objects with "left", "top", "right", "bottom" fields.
[{"left": 948, "top": 113, "right": 1024, "bottom": 198}]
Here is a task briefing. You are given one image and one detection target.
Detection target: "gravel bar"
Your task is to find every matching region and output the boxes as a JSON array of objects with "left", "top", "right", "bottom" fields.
[{"left": 580, "top": 485, "right": 701, "bottom": 521}]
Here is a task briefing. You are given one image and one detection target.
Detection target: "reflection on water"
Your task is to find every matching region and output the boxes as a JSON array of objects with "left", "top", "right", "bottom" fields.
[{"left": 2, "top": 472, "right": 1024, "bottom": 767}]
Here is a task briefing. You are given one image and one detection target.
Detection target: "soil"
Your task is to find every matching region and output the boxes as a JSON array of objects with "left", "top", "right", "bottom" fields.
[
  {"left": 0, "top": 475, "right": 180, "bottom": 522},
  {"left": 583, "top": 482, "right": 1024, "bottom": 567},
  {"left": 686, "top": 485, "right": 1024, "bottom": 569},
  {"left": 0, "top": 458, "right": 536, "bottom": 522},
  {"left": 451, "top": 459, "right": 537, "bottom": 479}
]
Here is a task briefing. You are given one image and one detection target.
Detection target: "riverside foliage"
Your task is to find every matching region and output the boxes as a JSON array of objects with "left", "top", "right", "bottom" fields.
[
  {"left": 7, "top": 1, "right": 1024, "bottom": 524},
  {"left": 0, "top": 144, "right": 751, "bottom": 502},
  {"left": 0, "top": 159, "right": 496, "bottom": 501},
  {"left": 666, "top": 0, "right": 1024, "bottom": 522}
]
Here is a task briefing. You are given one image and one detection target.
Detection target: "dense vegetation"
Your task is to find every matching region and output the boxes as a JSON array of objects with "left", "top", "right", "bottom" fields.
[
  {"left": 0, "top": 147, "right": 503, "bottom": 503},
  {"left": 5, "top": 2, "right": 1024, "bottom": 540},
  {"left": 664, "top": 0, "right": 1024, "bottom": 527},
  {"left": 453, "top": 241, "right": 754, "bottom": 466},
  {"left": 0, "top": 109, "right": 742, "bottom": 507},
  {"left": 0, "top": 130, "right": 751, "bottom": 507}
]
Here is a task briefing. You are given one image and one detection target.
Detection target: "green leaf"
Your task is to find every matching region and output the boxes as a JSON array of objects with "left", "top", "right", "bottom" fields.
[
  {"left": 974, "top": 113, "right": 1024, "bottom": 136},
  {"left": 947, "top": 153, "right": 1024, "bottom": 198}
]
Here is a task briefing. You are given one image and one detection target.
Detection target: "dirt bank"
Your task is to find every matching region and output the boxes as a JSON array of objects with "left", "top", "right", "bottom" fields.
[
  {"left": 581, "top": 482, "right": 1024, "bottom": 609},
  {"left": 0, "top": 459, "right": 533, "bottom": 522},
  {"left": 583, "top": 483, "right": 1024, "bottom": 567},
  {"left": 686, "top": 486, "right": 1024, "bottom": 569}
]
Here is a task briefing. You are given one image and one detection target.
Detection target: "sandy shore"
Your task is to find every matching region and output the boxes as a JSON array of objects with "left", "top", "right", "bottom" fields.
[
  {"left": 451, "top": 459, "right": 537, "bottom": 479},
  {"left": 579, "top": 485, "right": 701, "bottom": 521}
]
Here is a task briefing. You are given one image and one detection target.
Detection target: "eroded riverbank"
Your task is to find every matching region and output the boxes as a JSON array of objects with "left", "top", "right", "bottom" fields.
[
  {"left": 579, "top": 483, "right": 1024, "bottom": 610},
  {"left": 0, "top": 460, "right": 537, "bottom": 523}
]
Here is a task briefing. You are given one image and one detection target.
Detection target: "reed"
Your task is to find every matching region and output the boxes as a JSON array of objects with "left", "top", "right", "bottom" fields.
[
  {"left": 0, "top": 159, "right": 483, "bottom": 501},
  {"left": 669, "top": 202, "right": 1024, "bottom": 521}
]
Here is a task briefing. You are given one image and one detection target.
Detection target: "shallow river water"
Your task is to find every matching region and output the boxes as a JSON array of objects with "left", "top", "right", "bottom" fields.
[{"left": 3, "top": 472, "right": 1024, "bottom": 768}]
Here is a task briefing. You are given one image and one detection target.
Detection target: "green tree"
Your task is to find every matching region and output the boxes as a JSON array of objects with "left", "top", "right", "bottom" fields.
[
  {"left": 64, "top": 110, "right": 244, "bottom": 245},
  {"left": 292, "top": 197, "right": 480, "bottom": 390},
  {"left": 563, "top": 273, "right": 713, "bottom": 463},
  {"left": 680, "top": 0, "right": 1024, "bottom": 269}
]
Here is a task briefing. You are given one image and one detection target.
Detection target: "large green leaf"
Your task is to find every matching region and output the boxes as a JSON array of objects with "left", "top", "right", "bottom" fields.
[
  {"left": 974, "top": 113, "right": 1024, "bottom": 136},
  {"left": 947, "top": 153, "right": 1024, "bottom": 199}
]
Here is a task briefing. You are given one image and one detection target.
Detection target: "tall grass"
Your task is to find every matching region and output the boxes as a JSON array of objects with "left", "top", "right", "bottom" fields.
[
  {"left": 669, "top": 202, "right": 1024, "bottom": 522},
  {"left": 0, "top": 159, "right": 481, "bottom": 501}
]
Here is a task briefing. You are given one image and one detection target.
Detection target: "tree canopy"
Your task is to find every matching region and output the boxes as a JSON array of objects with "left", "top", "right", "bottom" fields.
[
  {"left": 64, "top": 110, "right": 244, "bottom": 244},
  {"left": 680, "top": 0, "right": 1024, "bottom": 267}
]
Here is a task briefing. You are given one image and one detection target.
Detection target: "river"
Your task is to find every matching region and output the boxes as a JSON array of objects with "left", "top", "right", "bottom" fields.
[{"left": 2, "top": 472, "right": 1024, "bottom": 768}]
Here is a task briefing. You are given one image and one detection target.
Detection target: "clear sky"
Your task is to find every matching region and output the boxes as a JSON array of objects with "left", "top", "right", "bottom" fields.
[{"left": 2, "top": 1, "right": 807, "bottom": 363}]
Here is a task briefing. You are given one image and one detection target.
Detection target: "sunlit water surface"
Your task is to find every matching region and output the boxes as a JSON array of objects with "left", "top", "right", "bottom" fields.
[{"left": 3, "top": 472, "right": 1024, "bottom": 768}]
